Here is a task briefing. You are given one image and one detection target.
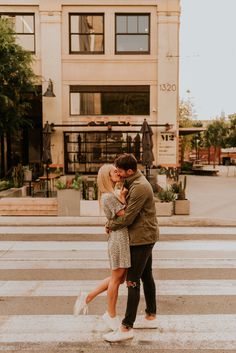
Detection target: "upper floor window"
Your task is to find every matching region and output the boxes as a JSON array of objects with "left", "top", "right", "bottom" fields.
[
  {"left": 115, "top": 14, "right": 150, "bottom": 54},
  {"left": 69, "top": 13, "right": 104, "bottom": 54},
  {"left": 70, "top": 85, "right": 150, "bottom": 115},
  {"left": 0, "top": 13, "right": 35, "bottom": 52}
]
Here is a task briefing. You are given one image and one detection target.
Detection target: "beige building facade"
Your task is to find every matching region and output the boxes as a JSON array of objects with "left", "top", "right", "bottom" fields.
[{"left": 0, "top": 0, "right": 180, "bottom": 174}]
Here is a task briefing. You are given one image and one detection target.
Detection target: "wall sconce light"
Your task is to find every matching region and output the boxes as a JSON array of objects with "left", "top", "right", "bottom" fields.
[{"left": 43, "top": 79, "right": 56, "bottom": 97}]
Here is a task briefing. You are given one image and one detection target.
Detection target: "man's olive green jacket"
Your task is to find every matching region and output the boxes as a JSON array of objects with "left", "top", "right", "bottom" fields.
[{"left": 110, "top": 170, "right": 159, "bottom": 246}]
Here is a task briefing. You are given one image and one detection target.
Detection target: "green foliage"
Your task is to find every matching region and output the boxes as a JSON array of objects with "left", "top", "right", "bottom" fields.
[
  {"left": 0, "top": 180, "right": 11, "bottom": 191},
  {"left": 203, "top": 118, "right": 228, "bottom": 166},
  {"left": 72, "top": 174, "right": 83, "bottom": 190},
  {"left": 155, "top": 188, "right": 176, "bottom": 203},
  {"left": 157, "top": 166, "right": 167, "bottom": 175},
  {"left": 12, "top": 164, "right": 24, "bottom": 188},
  {"left": 0, "top": 18, "right": 36, "bottom": 137},
  {"left": 92, "top": 181, "right": 98, "bottom": 200},
  {"left": 178, "top": 98, "right": 197, "bottom": 167},
  {"left": 227, "top": 114, "right": 236, "bottom": 147},
  {"left": 55, "top": 179, "right": 67, "bottom": 190},
  {"left": 55, "top": 174, "right": 82, "bottom": 191},
  {"left": 204, "top": 118, "right": 228, "bottom": 149},
  {"left": 181, "top": 161, "right": 193, "bottom": 172},
  {"left": 82, "top": 179, "right": 89, "bottom": 200},
  {"left": 178, "top": 99, "right": 195, "bottom": 128},
  {"left": 171, "top": 176, "right": 187, "bottom": 200}
]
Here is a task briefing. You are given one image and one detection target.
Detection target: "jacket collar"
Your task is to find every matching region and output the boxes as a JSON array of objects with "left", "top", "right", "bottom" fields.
[{"left": 124, "top": 170, "right": 143, "bottom": 188}]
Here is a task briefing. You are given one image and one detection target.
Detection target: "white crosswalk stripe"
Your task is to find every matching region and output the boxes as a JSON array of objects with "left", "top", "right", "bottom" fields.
[
  {"left": 0, "top": 315, "right": 236, "bottom": 350},
  {"left": 0, "top": 279, "right": 236, "bottom": 296}
]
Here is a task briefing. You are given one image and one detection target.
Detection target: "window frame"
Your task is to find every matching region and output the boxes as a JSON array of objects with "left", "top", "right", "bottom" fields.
[
  {"left": 69, "top": 85, "right": 150, "bottom": 116},
  {"left": 69, "top": 13, "right": 105, "bottom": 54},
  {"left": 0, "top": 12, "right": 35, "bottom": 53},
  {"left": 115, "top": 13, "right": 150, "bottom": 54}
]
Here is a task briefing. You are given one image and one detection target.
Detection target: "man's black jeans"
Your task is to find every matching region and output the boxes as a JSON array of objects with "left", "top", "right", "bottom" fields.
[{"left": 122, "top": 243, "right": 156, "bottom": 328}]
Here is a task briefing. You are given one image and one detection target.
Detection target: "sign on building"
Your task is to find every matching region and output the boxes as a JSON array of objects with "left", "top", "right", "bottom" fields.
[{"left": 157, "top": 131, "right": 177, "bottom": 166}]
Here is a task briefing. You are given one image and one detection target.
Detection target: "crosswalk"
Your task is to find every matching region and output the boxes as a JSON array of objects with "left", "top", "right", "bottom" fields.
[{"left": 0, "top": 226, "right": 236, "bottom": 351}]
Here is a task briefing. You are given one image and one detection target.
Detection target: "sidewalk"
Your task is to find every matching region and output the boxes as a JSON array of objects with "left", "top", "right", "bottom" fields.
[{"left": 0, "top": 165, "right": 235, "bottom": 227}]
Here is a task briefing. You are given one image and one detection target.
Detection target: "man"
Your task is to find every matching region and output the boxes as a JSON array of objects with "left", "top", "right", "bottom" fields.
[{"left": 103, "top": 153, "right": 159, "bottom": 342}]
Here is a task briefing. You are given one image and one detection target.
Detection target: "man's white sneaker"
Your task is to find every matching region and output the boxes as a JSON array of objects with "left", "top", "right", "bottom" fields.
[
  {"left": 73, "top": 292, "right": 88, "bottom": 315},
  {"left": 133, "top": 316, "right": 158, "bottom": 329},
  {"left": 103, "top": 328, "right": 134, "bottom": 342},
  {"left": 102, "top": 312, "right": 120, "bottom": 331}
]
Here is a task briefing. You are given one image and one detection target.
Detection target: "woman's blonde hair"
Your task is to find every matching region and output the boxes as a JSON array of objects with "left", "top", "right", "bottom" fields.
[{"left": 97, "top": 164, "right": 116, "bottom": 197}]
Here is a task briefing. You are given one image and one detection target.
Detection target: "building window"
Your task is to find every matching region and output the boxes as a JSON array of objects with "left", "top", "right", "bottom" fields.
[
  {"left": 70, "top": 85, "right": 150, "bottom": 115},
  {"left": 69, "top": 13, "right": 104, "bottom": 54},
  {"left": 64, "top": 131, "right": 142, "bottom": 174},
  {"left": 115, "top": 14, "right": 150, "bottom": 54},
  {"left": 0, "top": 13, "right": 35, "bottom": 52}
]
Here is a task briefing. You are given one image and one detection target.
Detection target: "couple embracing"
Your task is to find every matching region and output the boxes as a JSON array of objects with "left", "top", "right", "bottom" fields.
[{"left": 74, "top": 153, "right": 159, "bottom": 342}]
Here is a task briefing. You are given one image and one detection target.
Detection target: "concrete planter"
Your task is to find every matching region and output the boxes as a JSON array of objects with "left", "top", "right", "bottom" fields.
[
  {"left": 155, "top": 201, "right": 174, "bottom": 216},
  {"left": 57, "top": 189, "right": 81, "bottom": 216},
  {"left": 174, "top": 199, "right": 190, "bottom": 215}
]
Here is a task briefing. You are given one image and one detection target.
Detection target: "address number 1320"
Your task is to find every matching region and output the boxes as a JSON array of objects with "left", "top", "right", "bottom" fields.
[{"left": 159, "top": 83, "right": 177, "bottom": 92}]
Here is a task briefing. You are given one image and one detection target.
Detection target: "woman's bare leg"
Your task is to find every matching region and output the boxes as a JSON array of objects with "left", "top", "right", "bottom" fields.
[
  {"left": 86, "top": 276, "right": 111, "bottom": 304},
  {"left": 107, "top": 268, "right": 127, "bottom": 317}
]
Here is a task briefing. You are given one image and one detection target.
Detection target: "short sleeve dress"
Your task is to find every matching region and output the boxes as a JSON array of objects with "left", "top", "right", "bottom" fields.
[{"left": 101, "top": 193, "right": 131, "bottom": 270}]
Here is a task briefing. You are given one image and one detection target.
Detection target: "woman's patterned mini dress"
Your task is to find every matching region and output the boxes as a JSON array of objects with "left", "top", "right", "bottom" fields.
[{"left": 101, "top": 193, "right": 131, "bottom": 270}]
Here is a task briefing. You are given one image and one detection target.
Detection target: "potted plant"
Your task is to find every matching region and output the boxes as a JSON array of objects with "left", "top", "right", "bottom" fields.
[
  {"left": 171, "top": 175, "right": 190, "bottom": 215},
  {"left": 55, "top": 174, "right": 82, "bottom": 216},
  {"left": 154, "top": 187, "right": 176, "bottom": 216}
]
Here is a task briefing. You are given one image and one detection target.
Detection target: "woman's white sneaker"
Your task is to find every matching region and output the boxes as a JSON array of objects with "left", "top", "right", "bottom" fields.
[
  {"left": 133, "top": 316, "right": 158, "bottom": 329},
  {"left": 73, "top": 292, "right": 88, "bottom": 315},
  {"left": 103, "top": 328, "right": 134, "bottom": 342},
  {"left": 102, "top": 312, "right": 120, "bottom": 331}
]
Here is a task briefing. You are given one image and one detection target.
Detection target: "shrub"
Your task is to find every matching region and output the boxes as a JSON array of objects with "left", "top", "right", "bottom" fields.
[{"left": 155, "top": 188, "right": 176, "bottom": 202}]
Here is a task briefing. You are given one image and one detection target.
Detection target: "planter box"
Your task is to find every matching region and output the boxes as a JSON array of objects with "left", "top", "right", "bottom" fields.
[
  {"left": 155, "top": 201, "right": 174, "bottom": 216},
  {"left": 174, "top": 199, "right": 190, "bottom": 215},
  {"left": 57, "top": 189, "right": 81, "bottom": 216}
]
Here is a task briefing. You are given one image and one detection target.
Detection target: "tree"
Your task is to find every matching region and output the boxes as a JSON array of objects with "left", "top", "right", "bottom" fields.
[
  {"left": 0, "top": 18, "right": 36, "bottom": 177},
  {"left": 178, "top": 98, "right": 199, "bottom": 166},
  {"left": 227, "top": 114, "right": 236, "bottom": 147},
  {"left": 203, "top": 118, "right": 228, "bottom": 167}
]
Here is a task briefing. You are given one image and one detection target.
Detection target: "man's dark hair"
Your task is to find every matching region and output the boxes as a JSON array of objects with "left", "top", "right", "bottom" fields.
[{"left": 114, "top": 153, "right": 137, "bottom": 171}]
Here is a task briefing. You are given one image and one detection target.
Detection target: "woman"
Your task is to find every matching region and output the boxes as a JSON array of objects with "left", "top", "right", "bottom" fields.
[{"left": 73, "top": 164, "right": 130, "bottom": 331}]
